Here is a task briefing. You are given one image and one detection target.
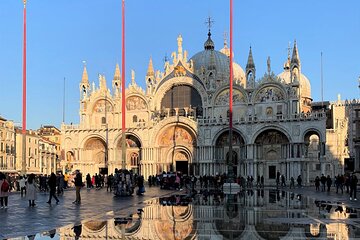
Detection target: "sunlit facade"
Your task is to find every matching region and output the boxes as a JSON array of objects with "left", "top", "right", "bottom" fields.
[{"left": 61, "top": 32, "right": 353, "bottom": 185}]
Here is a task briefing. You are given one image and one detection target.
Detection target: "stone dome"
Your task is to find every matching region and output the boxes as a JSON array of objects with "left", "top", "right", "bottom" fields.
[
  {"left": 190, "top": 49, "right": 245, "bottom": 86},
  {"left": 277, "top": 69, "right": 311, "bottom": 99}
]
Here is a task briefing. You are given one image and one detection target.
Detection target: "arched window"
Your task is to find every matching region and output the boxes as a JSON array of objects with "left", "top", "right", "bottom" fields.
[
  {"left": 131, "top": 153, "right": 139, "bottom": 166},
  {"left": 133, "top": 115, "right": 138, "bottom": 123},
  {"left": 161, "top": 85, "right": 202, "bottom": 109}
]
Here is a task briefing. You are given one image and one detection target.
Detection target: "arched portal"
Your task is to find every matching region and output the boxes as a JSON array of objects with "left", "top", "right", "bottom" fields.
[
  {"left": 116, "top": 134, "right": 142, "bottom": 173},
  {"left": 157, "top": 125, "right": 196, "bottom": 175},
  {"left": 304, "top": 130, "right": 323, "bottom": 179},
  {"left": 215, "top": 131, "right": 245, "bottom": 176},
  {"left": 254, "top": 129, "right": 290, "bottom": 182},
  {"left": 83, "top": 137, "right": 107, "bottom": 175}
]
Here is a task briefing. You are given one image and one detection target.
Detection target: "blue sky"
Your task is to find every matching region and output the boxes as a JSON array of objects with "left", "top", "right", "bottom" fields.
[{"left": 0, "top": 0, "right": 359, "bottom": 129}]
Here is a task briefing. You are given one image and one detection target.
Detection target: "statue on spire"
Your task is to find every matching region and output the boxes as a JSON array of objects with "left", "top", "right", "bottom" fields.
[
  {"left": 131, "top": 70, "right": 136, "bottom": 85},
  {"left": 177, "top": 35, "right": 183, "bottom": 57},
  {"left": 267, "top": 56, "right": 271, "bottom": 75}
]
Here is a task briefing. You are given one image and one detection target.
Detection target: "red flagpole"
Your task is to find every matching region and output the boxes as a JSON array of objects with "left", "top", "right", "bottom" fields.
[
  {"left": 229, "top": 0, "right": 233, "bottom": 130},
  {"left": 21, "top": 0, "right": 27, "bottom": 175},
  {"left": 228, "top": 0, "right": 234, "bottom": 181},
  {"left": 22, "top": 1, "right": 27, "bottom": 135},
  {"left": 121, "top": 0, "right": 126, "bottom": 170}
]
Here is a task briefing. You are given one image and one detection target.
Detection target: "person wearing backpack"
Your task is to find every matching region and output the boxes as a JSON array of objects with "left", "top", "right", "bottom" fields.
[{"left": 0, "top": 172, "right": 10, "bottom": 209}]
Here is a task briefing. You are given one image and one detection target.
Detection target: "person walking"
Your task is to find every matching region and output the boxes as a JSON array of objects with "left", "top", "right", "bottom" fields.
[
  {"left": 289, "top": 176, "right": 295, "bottom": 189},
  {"left": 320, "top": 174, "right": 327, "bottom": 192},
  {"left": 26, "top": 174, "right": 37, "bottom": 207},
  {"left": 297, "top": 175, "right": 302, "bottom": 188},
  {"left": 19, "top": 176, "right": 27, "bottom": 197},
  {"left": 326, "top": 175, "right": 332, "bottom": 192},
  {"left": 0, "top": 172, "right": 10, "bottom": 209},
  {"left": 46, "top": 172, "right": 59, "bottom": 205},
  {"left": 136, "top": 175, "right": 145, "bottom": 195},
  {"left": 73, "top": 170, "right": 82, "bottom": 204},
  {"left": 315, "top": 176, "right": 320, "bottom": 191},
  {"left": 86, "top": 173, "right": 92, "bottom": 189},
  {"left": 350, "top": 173, "right": 358, "bottom": 201}
]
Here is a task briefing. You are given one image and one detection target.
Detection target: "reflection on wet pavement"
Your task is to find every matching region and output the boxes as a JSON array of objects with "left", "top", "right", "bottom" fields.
[{"left": 6, "top": 189, "right": 360, "bottom": 239}]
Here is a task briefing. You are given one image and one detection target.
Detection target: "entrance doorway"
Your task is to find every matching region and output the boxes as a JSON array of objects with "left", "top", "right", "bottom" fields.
[{"left": 176, "top": 161, "right": 188, "bottom": 175}]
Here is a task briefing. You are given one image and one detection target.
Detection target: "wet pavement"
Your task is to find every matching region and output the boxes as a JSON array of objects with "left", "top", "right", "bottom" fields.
[
  {"left": 0, "top": 186, "right": 177, "bottom": 239},
  {"left": 1, "top": 185, "right": 360, "bottom": 239}
]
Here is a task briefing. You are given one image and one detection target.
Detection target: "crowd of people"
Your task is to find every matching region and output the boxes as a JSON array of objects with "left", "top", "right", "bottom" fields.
[
  {"left": 0, "top": 168, "right": 149, "bottom": 208},
  {"left": 0, "top": 169, "right": 359, "bottom": 209}
]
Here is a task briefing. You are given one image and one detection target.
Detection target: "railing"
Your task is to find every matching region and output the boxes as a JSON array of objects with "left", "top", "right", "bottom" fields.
[
  {"left": 197, "top": 111, "right": 326, "bottom": 125},
  {"left": 63, "top": 124, "right": 80, "bottom": 130},
  {"left": 62, "top": 111, "right": 326, "bottom": 129}
]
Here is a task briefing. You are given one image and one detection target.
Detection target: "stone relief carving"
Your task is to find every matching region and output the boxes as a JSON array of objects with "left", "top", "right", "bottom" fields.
[
  {"left": 215, "top": 89, "right": 245, "bottom": 105},
  {"left": 159, "top": 127, "right": 194, "bottom": 146},
  {"left": 93, "top": 100, "right": 113, "bottom": 113},
  {"left": 255, "top": 87, "right": 284, "bottom": 103},
  {"left": 126, "top": 96, "right": 147, "bottom": 110},
  {"left": 85, "top": 139, "right": 105, "bottom": 150},
  {"left": 175, "top": 152, "right": 188, "bottom": 160}
]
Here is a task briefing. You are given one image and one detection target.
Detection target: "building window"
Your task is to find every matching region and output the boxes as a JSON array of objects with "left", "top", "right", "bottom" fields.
[
  {"left": 29, "top": 148, "right": 31, "bottom": 156},
  {"left": 133, "top": 115, "right": 138, "bottom": 123}
]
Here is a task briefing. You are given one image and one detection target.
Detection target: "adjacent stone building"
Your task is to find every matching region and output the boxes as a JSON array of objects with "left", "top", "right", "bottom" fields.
[{"left": 0, "top": 116, "right": 15, "bottom": 173}]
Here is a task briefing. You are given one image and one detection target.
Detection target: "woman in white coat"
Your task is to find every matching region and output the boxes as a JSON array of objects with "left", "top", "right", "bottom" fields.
[{"left": 26, "top": 174, "right": 37, "bottom": 207}]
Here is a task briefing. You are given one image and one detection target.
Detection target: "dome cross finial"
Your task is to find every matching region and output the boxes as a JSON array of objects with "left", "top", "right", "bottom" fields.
[
  {"left": 205, "top": 16, "right": 214, "bottom": 33},
  {"left": 204, "top": 17, "right": 215, "bottom": 50}
]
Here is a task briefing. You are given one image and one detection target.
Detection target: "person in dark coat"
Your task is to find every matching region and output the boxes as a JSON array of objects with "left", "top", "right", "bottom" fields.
[
  {"left": 137, "top": 175, "right": 145, "bottom": 195},
  {"left": 350, "top": 173, "right": 358, "bottom": 201},
  {"left": 73, "top": 170, "right": 83, "bottom": 204},
  {"left": 47, "top": 172, "right": 59, "bottom": 204},
  {"left": 315, "top": 176, "right": 320, "bottom": 191},
  {"left": 326, "top": 175, "right": 332, "bottom": 192}
]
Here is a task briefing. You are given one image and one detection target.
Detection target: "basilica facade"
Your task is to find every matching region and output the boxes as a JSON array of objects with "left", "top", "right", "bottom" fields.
[{"left": 61, "top": 31, "right": 336, "bottom": 185}]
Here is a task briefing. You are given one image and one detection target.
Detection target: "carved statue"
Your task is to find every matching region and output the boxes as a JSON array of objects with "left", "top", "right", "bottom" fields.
[
  {"left": 171, "top": 52, "right": 177, "bottom": 64},
  {"left": 267, "top": 56, "right": 271, "bottom": 74},
  {"left": 131, "top": 70, "right": 135, "bottom": 85},
  {"left": 177, "top": 35, "right": 183, "bottom": 55}
]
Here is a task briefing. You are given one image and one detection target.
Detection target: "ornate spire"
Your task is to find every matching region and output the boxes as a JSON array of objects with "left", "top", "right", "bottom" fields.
[
  {"left": 146, "top": 57, "right": 154, "bottom": 76},
  {"left": 283, "top": 42, "right": 291, "bottom": 70},
  {"left": 113, "top": 63, "right": 121, "bottom": 82},
  {"left": 291, "top": 40, "right": 301, "bottom": 66},
  {"left": 246, "top": 46, "right": 255, "bottom": 70},
  {"left": 220, "top": 31, "right": 230, "bottom": 57},
  {"left": 81, "top": 62, "right": 89, "bottom": 84}
]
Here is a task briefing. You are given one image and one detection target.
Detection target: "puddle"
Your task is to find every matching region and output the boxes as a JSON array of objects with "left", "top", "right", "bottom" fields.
[{"left": 5, "top": 189, "right": 360, "bottom": 240}]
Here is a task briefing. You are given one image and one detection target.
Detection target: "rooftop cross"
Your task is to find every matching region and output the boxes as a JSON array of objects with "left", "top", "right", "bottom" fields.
[{"left": 205, "top": 16, "right": 214, "bottom": 33}]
